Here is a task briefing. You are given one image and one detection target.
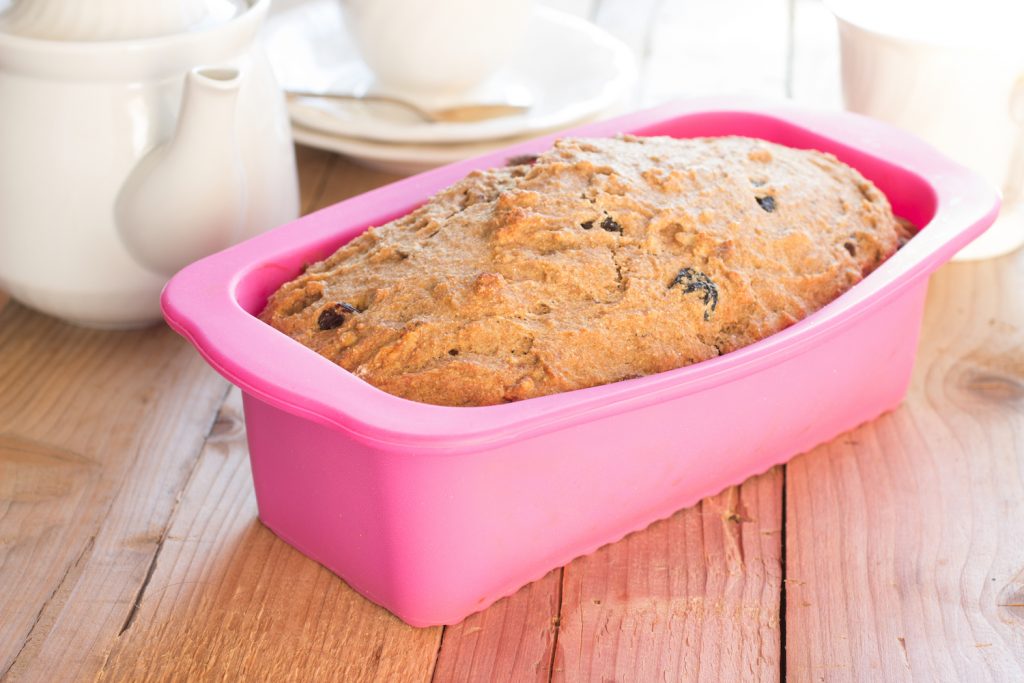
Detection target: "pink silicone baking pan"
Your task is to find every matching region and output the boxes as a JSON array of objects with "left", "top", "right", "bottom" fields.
[{"left": 162, "top": 98, "right": 998, "bottom": 627}]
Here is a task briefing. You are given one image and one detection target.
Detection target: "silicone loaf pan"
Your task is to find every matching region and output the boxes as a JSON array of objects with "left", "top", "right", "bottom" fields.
[{"left": 162, "top": 99, "right": 998, "bottom": 627}]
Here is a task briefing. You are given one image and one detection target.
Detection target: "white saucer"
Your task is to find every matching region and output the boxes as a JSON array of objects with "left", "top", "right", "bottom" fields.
[
  {"left": 264, "top": 0, "right": 637, "bottom": 145},
  {"left": 291, "top": 124, "right": 511, "bottom": 175},
  {"left": 291, "top": 100, "right": 626, "bottom": 176}
]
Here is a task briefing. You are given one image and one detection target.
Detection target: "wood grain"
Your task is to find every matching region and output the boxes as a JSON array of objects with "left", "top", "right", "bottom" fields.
[
  {"left": 553, "top": 471, "right": 783, "bottom": 682},
  {"left": 295, "top": 143, "right": 338, "bottom": 213},
  {"left": 97, "top": 389, "right": 442, "bottom": 683},
  {"left": 0, "top": 306, "right": 229, "bottom": 681},
  {"left": 432, "top": 570, "right": 562, "bottom": 683},
  {"left": 786, "top": 254, "right": 1024, "bottom": 681},
  {"left": 309, "top": 156, "right": 404, "bottom": 213},
  {"left": 0, "top": 130, "right": 338, "bottom": 682}
]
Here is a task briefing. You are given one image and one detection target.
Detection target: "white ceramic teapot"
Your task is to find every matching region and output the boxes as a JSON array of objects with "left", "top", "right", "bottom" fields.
[{"left": 0, "top": 0, "right": 299, "bottom": 327}]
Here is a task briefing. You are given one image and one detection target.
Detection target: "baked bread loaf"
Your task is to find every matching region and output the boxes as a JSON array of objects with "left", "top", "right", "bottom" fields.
[{"left": 260, "top": 135, "right": 909, "bottom": 406}]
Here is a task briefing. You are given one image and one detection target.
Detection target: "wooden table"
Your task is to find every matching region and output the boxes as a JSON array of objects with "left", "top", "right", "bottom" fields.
[{"left": 3, "top": 1, "right": 1023, "bottom": 680}]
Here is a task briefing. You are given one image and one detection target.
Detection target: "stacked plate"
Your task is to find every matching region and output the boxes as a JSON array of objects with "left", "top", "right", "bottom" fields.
[{"left": 264, "top": 0, "right": 638, "bottom": 174}]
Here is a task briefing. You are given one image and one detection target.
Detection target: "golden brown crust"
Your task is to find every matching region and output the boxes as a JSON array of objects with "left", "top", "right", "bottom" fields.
[{"left": 260, "top": 135, "right": 905, "bottom": 406}]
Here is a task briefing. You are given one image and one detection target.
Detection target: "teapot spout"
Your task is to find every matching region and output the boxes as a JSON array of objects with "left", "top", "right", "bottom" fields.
[{"left": 117, "top": 66, "right": 247, "bottom": 275}]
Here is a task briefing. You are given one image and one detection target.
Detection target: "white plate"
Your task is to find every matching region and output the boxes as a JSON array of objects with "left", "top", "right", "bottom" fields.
[
  {"left": 264, "top": 0, "right": 637, "bottom": 145},
  {"left": 291, "top": 124, "right": 510, "bottom": 175},
  {"left": 290, "top": 101, "right": 628, "bottom": 175}
]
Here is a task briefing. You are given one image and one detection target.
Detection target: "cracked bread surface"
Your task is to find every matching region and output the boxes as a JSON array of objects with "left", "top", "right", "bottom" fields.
[{"left": 259, "top": 135, "right": 908, "bottom": 406}]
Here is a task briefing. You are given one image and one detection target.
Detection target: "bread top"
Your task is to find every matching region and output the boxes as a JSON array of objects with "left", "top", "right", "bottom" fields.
[{"left": 260, "top": 135, "right": 908, "bottom": 406}]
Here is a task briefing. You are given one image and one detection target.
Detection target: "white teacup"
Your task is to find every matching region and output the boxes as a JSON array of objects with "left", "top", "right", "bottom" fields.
[
  {"left": 338, "top": 0, "right": 534, "bottom": 102},
  {"left": 829, "top": 0, "right": 1024, "bottom": 260}
]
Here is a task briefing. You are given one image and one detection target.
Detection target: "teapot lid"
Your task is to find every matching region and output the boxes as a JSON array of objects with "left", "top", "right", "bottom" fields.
[{"left": 0, "top": 0, "right": 248, "bottom": 41}]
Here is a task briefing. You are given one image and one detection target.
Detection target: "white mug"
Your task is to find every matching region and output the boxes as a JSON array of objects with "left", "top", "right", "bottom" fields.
[
  {"left": 337, "top": 0, "right": 533, "bottom": 101},
  {"left": 830, "top": 0, "right": 1024, "bottom": 260}
]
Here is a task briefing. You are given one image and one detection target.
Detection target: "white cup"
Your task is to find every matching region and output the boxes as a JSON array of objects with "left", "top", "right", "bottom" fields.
[
  {"left": 829, "top": 0, "right": 1024, "bottom": 260},
  {"left": 337, "top": 0, "right": 534, "bottom": 102}
]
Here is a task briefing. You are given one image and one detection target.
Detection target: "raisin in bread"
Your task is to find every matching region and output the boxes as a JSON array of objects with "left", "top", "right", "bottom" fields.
[{"left": 260, "top": 135, "right": 909, "bottom": 406}]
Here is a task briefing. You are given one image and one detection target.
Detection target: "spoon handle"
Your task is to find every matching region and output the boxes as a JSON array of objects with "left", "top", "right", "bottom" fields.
[
  {"left": 287, "top": 90, "right": 436, "bottom": 122},
  {"left": 285, "top": 90, "right": 531, "bottom": 124}
]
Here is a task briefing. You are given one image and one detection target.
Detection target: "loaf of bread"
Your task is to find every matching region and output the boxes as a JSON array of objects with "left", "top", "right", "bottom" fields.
[{"left": 260, "top": 135, "right": 909, "bottom": 406}]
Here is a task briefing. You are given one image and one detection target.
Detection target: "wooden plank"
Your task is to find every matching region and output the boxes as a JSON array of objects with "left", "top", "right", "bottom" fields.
[
  {"left": 96, "top": 389, "right": 442, "bottom": 682},
  {"left": 432, "top": 570, "right": 561, "bottom": 682},
  {"left": 554, "top": 469, "right": 783, "bottom": 682},
  {"left": 295, "top": 143, "right": 337, "bottom": 213},
  {"left": 0, "top": 143, "right": 340, "bottom": 681},
  {"left": 786, "top": 256, "right": 1024, "bottom": 681},
  {"left": 310, "top": 156, "right": 405, "bottom": 212},
  {"left": 789, "top": 0, "right": 842, "bottom": 107},
  {"left": 0, "top": 307, "right": 229, "bottom": 680}
]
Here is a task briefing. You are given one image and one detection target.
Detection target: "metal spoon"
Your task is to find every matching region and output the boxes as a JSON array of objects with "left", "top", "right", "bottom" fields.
[{"left": 286, "top": 89, "right": 531, "bottom": 124}]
